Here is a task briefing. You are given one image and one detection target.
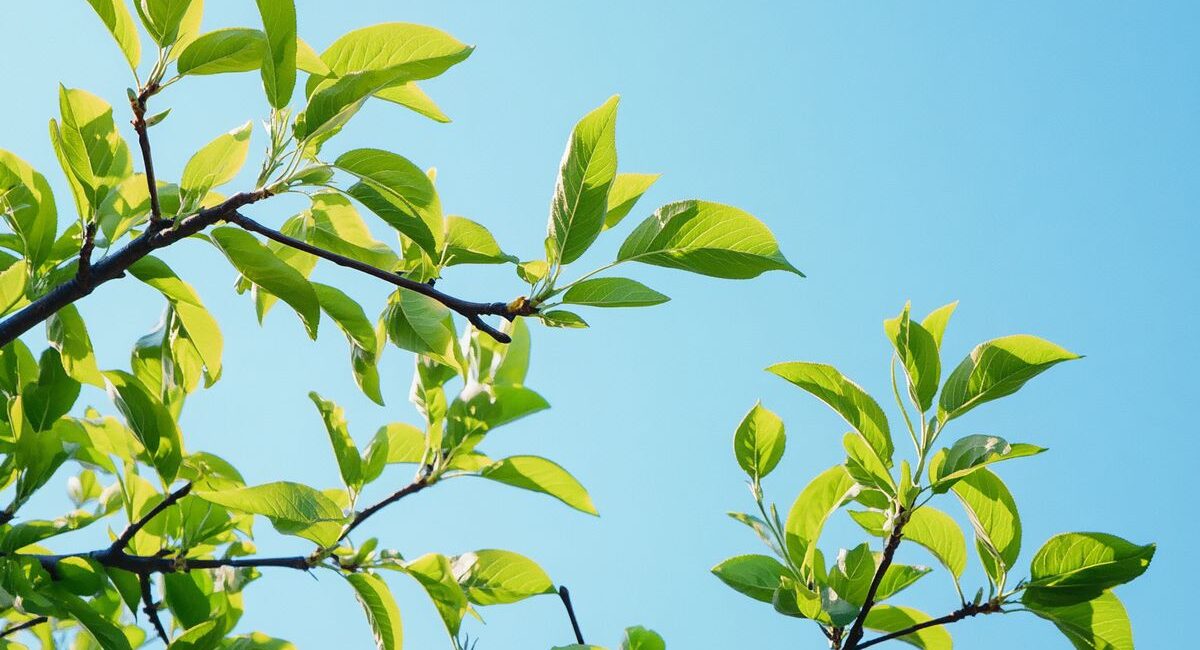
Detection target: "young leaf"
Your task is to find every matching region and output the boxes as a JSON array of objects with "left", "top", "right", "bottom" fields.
[
  {"left": 83, "top": 0, "right": 141, "bottom": 71},
  {"left": 382, "top": 290, "right": 459, "bottom": 369},
  {"left": 309, "top": 392, "right": 363, "bottom": 493},
  {"left": 884, "top": 303, "right": 941, "bottom": 412},
  {"left": 604, "top": 173, "right": 660, "bottom": 230},
  {"left": 767, "top": 362, "right": 893, "bottom": 468},
  {"left": 403, "top": 553, "right": 469, "bottom": 636},
  {"left": 863, "top": 605, "right": 952, "bottom": 650},
  {"left": 211, "top": 226, "right": 321, "bottom": 338},
  {"left": 928, "top": 435, "right": 1045, "bottom": 493},
  {"left": 1024, "top": 590, "right": 1133, "bottom": 650},
  {"left": 1024, "top": 533, "right": 1155, "bottom": 606},
  {"left": 177, "top": 28, "right": 267, "bottom": 76},
  {"left": 539, "top": 310, "right": 589, "bottom": 329},
  {"left": 901, "top": 507, "right": 967, "bottom": 579},
  {"left": 443, "top": 216, "right": 517, "bottom": 266},
  {"left": 874, "top": 563, "right": 932, "bottom": 602},
  {"left": 47, "top": 305, "right": 104, "bottom": 387},
  {"left": 617, "top": 200, "right": 801, "bottom": 279},
  {"left": 478, "top": 455, "right": 597, "bottom": 516},
  {"left": 951, "top": 468, "right": 1021, "bottom": 587},
  {"left": 344, "top": 573, "right": 403, "bottom": 650},
  {"left": 55, "top": 86, "right": 133, "bottom": 216},
  {"left": 711, "top": 554, "right": 789, "bottom": 603},
  {"left": 561, "top": 277, "right": 669, "bottom": 308},
  {"left": 921, "top": 301, "right": 958, "bottom": 349},
  {"left": 827, "top": 543, "right": 877, "bottom": 605},
  {"left": 194, "top": 481, "right": 345, "bottom": 546},
  {"left": 843, "top": 432, "right": 895, "bottom": 495},
  {"left": 547, "top": 96, "right": 619, "bottom": 265},
  {"left": 939, "top": 335, "right": 1081, "bottom": 423},
  {"left": 783, "top": 465, "right": 857, "bottom": 573},
  {"left": 0, "top": 150, "right": 58, "bottom": 267},
  {"left": 621, "top": 626, "right": 666, "bottom": 650},
  {"left": 103, "top": 370, "right": 182, "bottom": 482},
  {"left": 129, "top": 256, "right": 223, "bottom": 384},
  {"left": 134, "top": 0, "right": 197, "bottom": 47},
  {"left": 318, "top": 23, "right": 474, "bottom": 82},
  {"left": 48, "top": 588, "right": 134, "bottom": 650},
  {"left": 732, "top": 402, "right": 786, "bottom": 483},
  {"left": 335, "top": 148, "right": 443, "bottom": 258},
  {"left": 255, "top": 0, "right": 297, "bottom": 109},
  {"left": 374, "top": 83, "right": 451, "bottom": 123},
  {"left": 306, "top": 191, "right": 398, "bottom": 270},
  {"left": 451, "top": 549, "right": 555, "bottom": 605},
  {"left": 180, "top": 122, "right": 253, "bottom": 210}
]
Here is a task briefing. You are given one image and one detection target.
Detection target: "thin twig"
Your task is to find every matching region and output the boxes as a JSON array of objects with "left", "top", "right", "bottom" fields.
[
  {"left": 558, "top": 586, "right": 585, "bottom": 645},
  {"left": 130, "top": 83, "right": 166, "bottom": 227},
  {"left": 336, "top": 477, "right": 431, "bottom": 544},
  {"left": 139, "top": 572, "right": 169, "bottom": 644},
  {"left": 854, "top": 600, "right": 1002, "bottom": 649},
  {"left": 843, "top": 506, "right": 907, "bottom": 649},
  {"left": 0, "top": 616, "right": 48, "bottom": 639},
  {"left": 225, "top": 211, "right": 535, "bottom": 342},
  {"left": 111, "top": 482, "right": 192, "bottom": 553}
]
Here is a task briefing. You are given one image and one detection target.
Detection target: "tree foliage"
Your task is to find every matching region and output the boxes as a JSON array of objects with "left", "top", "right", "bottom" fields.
[{"left": 715, "top": 302, "right": 1154, "bottom": 649}]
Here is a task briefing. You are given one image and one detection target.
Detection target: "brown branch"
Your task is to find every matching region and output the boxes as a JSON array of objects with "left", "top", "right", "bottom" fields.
[
  {"left": 854, "top": 600, "right": 1002, "bottom": 649},
  {"left": 139, "top": 572, "right": 169, "bottom": 644},
  {"left": 224, "top": 211, "right": 534, "bottom": 342},
  {"left": 335, "top": 476, "right": 431, "bottom": 545},
  {"left": 111, "top": 482, "right": 192, "bottom": 553},
  {"left": 1, "top": 616, "right": 48, "bottom": 639},
  {"left": 843, "top": 507, "right": 907, "bottom": 649},
  {"left": 558, "top": 586, "right": 585, "bottom": 645},
  {"left": 129, "top": 83, "right": 165, "bottom": 227},
  {"left": 0, "top": 190, "right": 270, "bottom": 348}
]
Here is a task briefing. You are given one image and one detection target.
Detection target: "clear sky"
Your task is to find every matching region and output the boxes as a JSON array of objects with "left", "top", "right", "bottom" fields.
[{"left": 2, "top": 1, "right": 1196, "bottom": 648}]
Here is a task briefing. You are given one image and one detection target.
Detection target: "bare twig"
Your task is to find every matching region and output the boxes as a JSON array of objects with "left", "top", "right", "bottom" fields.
[
  {"left": 0, "top": 616, "right": 48, "bottom": 639},
  {"left": 224, "top": 211, "right": 535, "bottom": 342},
  {"left": 111, "top": 482, "right": 192, "bottom": 553},
  {"left": 139, "top": 572, "right": 169, "bottom": 644},
  {"left": 854, "top": 600, "right": 1002, "bottom": 649},
  {"left": 129, "top": 83, "right": 166, "bottom": 227},
  {"left": 558, "top": 586, "right": 585, "bottom": 645}
]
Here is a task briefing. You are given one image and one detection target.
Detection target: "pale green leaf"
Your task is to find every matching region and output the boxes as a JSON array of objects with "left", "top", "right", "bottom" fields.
[
  {"left": 344, "top": 573, "right": 403, "bottom": 650},
  {"left": 561, "top": 277, "right": 668, "bottom": 308},
  {"left": 939, "top": 335, "right": 1081, "bottom": 423},
  {"left": 211, "top": 226, "right": 321, "bottom": 338},
  {"left": 451, "top": 549, "right": 555, "bottom": 605},
  {"left": 864, "top": 605, "right": 952, "bottom": 650},
  {"left": 711, "top": 554, "right": 789, "bottom": 603},
  {"left": 444, "top": 216, "right": 516, "bottom": 266},
  {"left": 309, "top": 392, "right": 363, "bottom": 492},
  {"left": 885, "top": 302, "right": 941, "bottom": 412},
  {"left": 336, "top": 148, "right": 443, "bottom": 258},
  {"left": 1025, "top": 591, "right": 1133, "bottom": 650},
  {"left": 732, "top": 402, "right": 785, "bottom": 482},
  {"left": 84, "top": 0, "right": 141, "bottom": 70},
  {"left": 479, "top": 455, "right": 597, "bottom": 515},
  {"left": 195, "top": 481, "right": 345, "bottom": 546},
  {"left": 255, "top": 0, "right": 297, "bottom": 109},
  {"left": 180, "top": 122, "right": 252, "bottom": 210},
  {"left": 951, "top": 468, "right": 1020, "bottom": 586},
  {"left": 547, "top": 96, "right": 619, "bottom": 265},
  {"left": 768, "top": 361, "right": 893, "bottom": 467},
  {"left": 1025, "top": 533, "right": 1155, "bottom": 606},
  {"left": 177, "top": 28, "right": 266, "bottom": 76},
  {"left": 604, "top": 173, "right": 659, "bottom": 230},
  {"left": 784, "top": 465, "right": 858, "bottom": 573}
]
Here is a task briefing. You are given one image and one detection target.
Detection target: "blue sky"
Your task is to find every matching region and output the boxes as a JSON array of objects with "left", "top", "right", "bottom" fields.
[{"left": 2, "top": 1, "right": 1196, "bottom": 648}]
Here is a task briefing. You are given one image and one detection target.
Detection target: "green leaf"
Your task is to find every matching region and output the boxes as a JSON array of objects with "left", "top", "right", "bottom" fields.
[
  {"left": 376, "top": 422, "right": 425, "bottom": 464},
  {"left": 921, "top": 301, "right": 957, "bottom": 349},
  {"left": 538, "top": 310, "right": 589, "bottom": 329},
  {"left": 180, "top": 122, "right": 252, "bottom": 211},
  {"left": 374, "top": 83, "right": 450, "bottom": 123},
  {"left": 0, "top": 150, "right": 58, "bottom": 266},
  {"left": 134, "top": 0, "right": 196, "bottom": 46},
  {"left": 0, "top": 259, "right": 26, "bottom": 314},
  {"left": 84, "top": 0, "right": 141, "bottom": 71},
  {"left": 295, "top": 69, "right": 406, "bottom": 145},
  {"left": 1024, "top": 591, "right": 1133, "bottom": 650},
  {"left": 864, "top": 605, "right": 952, "bottom": 650},
  {"left": 884, "top": 303, "right": 941, "bottom": 412},
  {"left": 929, "top": 435, "right": 1046, "bottom": 493},
  {"left": 561, "top": 277, "right": 669, "bottom": 308},
  {"left": 344, "top": 573, "right": 403, "bottom": 650},
  {"left": 177, "top": 28, "right": 267, "bottom": 76},
  {"left": 54, "top": 86, "right": 133, "bottom": 217},
  {"left": 732, "top": 402, "right": 786, "bottom": 482},
  {"left": 47, "top": 305, "right": 104, "bottom": 387},
  {"left": 22, "top": 348, "right": 81, "bottom": 431},
  {"left": 319, "top": 23, "right": 473, "bottom": 81},
  {"left": 309, "top": 392, "right": 363, "bottom": 492},
  {"left": 164, "top": 571, "right": 211, "bottom": 629},
  {"left": 444, "top": 216, "right": 517, "bottom": 266},
  {"left": 296, "top": 38, "right": 329, "bottom": 75},
  {"left": 768, "top": 362, "right": 893, "bottom": 467},
  {"left": 1024, "top": 533, "right": 1155, "bottom": 606},
  {"left": 129, "top": 256, "right": 223, "bottom": 385},
  {"left": 255, "top": 0, "right": 297, "bottom": 109},
  {"left": 951, "top": 468, "right": 1020, "bottom": 586},
  {"left": 478, "top": 456, "right": 597, "bottom": 516},
  {"left": 402, "top": 553, "right": 468, "bottom": 636},
  {"left": 874, "top": 563, "right": 932, "bottom": 602},
  {"left": 621, "top": 626, "right": 666, "bottom": 650},
  {"left": 306, "top": 191, "right": 398, "bottom": 270},
  {"left": 335, "top": 149, "right": 443, "bottom": 258},
  {"left": 547, "top": 96, "right": 619, "bottom": 265},
  {"left": 827, "top": 543, "right": 877, "bottom": 606},
  {"left": 902, "top": 506, "right": 967, "bottom": 579},
  {"left": 382, "top": 290, "right": 459, "bottom": 369},
  {"left": 195, "top": 481, "right": 345, "bottom": 547},
  {"left": 784, "top": 465, "right": 858, "bottom": 574},
  {"left": 104, "top": 370, "right": 182, "bottom": 481},
  {"left": 939, "top": 335, "right": 1081, "bottom": 423},
  {"left": 169, "top": 620, "right": 223, "bottom": 650},
  {"left": 313, "top": 283, "right": 376, "bottom": 354},
  {"left": 604, "top": 173, "right": 659, "bottom": 230},
  {"left": 48, "top": 587, "right": 134, "bottom": 650},
  {"left": 211, "top": 226, "right": 320, "bottom": 338},
  {"left": 451, "top": 549, "right": 555, "bottom": 605},
  {"left": 711, "top": 554, "right": 789, "bottom": 603},
  {"left": 222, "top": 633, "right": 299, "bottom": 649},
  {"left": 617, "top": 200, "right": 801, "bottom": 279}
]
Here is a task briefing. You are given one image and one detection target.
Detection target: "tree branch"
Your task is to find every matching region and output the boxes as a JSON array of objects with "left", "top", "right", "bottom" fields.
[
  {"left": 557, "top": 586, "right": 585, "bottom": 645},
  {"left": 0, "top": 190, "right": 270, "bottom": 347},
  {"left": 843, "top": 507, "right": 907, "bottom": 649},
  {"left": 224, "top": 211, "right": 534, "bottom": 343},
  {"left": 139, "top": 572, "right": 169, "bottom": 644},
  {"left": 336, "top": 476, "right": 431, "bottom": 545},
  {"left": 129, "top": 83, "right": 165, "bottom": 226},
  {"left": 0, "top": 616, "right": 48, "bottom": 639},
  {"left": 112, "top": 482, "right": 191, "bottom": 553},
  {"left": 853, "top": 600, "right": 1002, "bottom": 649}
]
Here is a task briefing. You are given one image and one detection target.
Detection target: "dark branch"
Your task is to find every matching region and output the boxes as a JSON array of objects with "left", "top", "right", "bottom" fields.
[
  {"left": 843, "top": 507, "right": 907, "bottom": 649},
  {"left": 139, "top": 572, "right": 169, "bottom": 644},
  {"left": 130, "top": 83, "right": 165, "bottom": 226},
  {"left": 0, "top": 189, "right": 269, "bottom": 347},
  {"left": 112, "top": 482, "right": 192, "bottom": 553},
  {"left": 0, "top": 616, "right": 48, "bottom": 639},
  {"left": 336, "top": 476, "right": 431, "bottom": 545},
  {"left": 558, "top": 586, "right": 585, "bottom": 645},
  {"left": 854, "top": 600, "right": 1002, "bottom": 649},
  {"left": 77, "top": 221, "right": 98, "bottom": 281},
  {"left": 224, "top": 211, "right": 534, "bottom": 342}
]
